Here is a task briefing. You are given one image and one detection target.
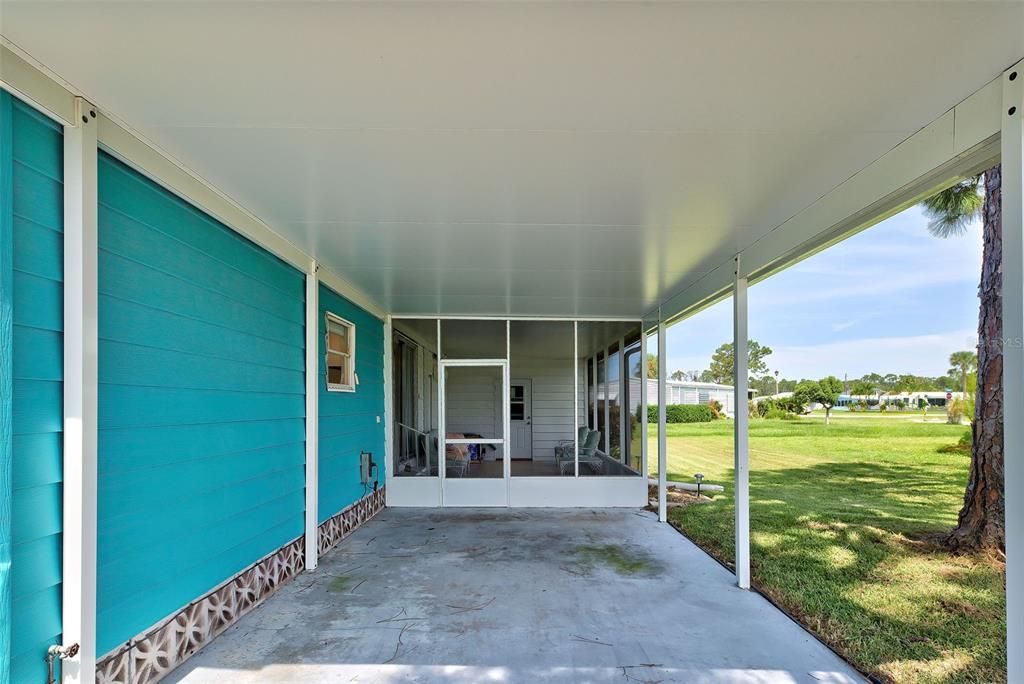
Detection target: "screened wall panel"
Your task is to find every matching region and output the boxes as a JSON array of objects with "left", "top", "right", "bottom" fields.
[
  {"left": 318, "top": 284, "right": 385, "bottom": 522},
  {"left": 96, "top": 153, "right": 306, "bottom": 655},
  {"left": 2, "top": 91, "right": 65, "bottom": 684}
]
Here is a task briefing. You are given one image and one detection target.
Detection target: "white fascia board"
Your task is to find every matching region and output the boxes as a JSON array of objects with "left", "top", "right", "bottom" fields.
[
  {"left": 651, "top": 67, "right": 1010, "bottom": 326},
  {"left": 96, "top": 114, "right": 386, "bottom": 316},
  {"left": 0, "top": 41, "right": 76, "bottom": 125},
  {"left": 318, "top": 266, "right": 387, "bottom": 321},
  {"left": 96, "top": 114, "right": 309, "bottom": 270},
  {"left": 2, "top": 41, "right": 387, "bottom": 317}
]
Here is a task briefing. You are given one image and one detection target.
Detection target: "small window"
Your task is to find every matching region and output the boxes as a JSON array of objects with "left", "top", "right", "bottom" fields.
[{"left": 325, "top": 312, "right": 356, "bottom": 392}]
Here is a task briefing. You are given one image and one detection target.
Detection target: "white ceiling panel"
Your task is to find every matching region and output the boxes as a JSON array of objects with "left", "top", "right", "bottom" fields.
[{"left": 3, "top": 0, "right": 1021, "bottom": 316}]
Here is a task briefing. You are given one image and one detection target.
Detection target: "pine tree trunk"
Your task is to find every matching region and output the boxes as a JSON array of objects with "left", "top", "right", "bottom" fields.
[{"left": 946, "top": 165, "right": 1005, "bottom": 552}]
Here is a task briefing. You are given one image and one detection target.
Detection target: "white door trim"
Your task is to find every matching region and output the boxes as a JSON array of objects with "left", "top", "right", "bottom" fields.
[{"left": 509, "top": 378, "right": 532, "bottom": 460}]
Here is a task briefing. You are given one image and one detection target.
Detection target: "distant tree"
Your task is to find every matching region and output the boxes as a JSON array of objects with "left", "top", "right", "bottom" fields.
[
  {"left": 861, "top": 372, "right": 885, "bottom": 389},
  {"left": 777, "top": 378, "right": 798, "bottom": 393},
  {"left": 646, "top": 353, "right": 658, "bottom": 380},
  {"left": 895, "top": 374, "right": 930, "bottom": 393},
  {"left": 794, "top": 376, "right": 844, "bottom": 425},
  {"left": 705, "top": 340, "right": 773, "bottom": 384},
  {"left": 948, "top": 350, "right": 978, "bottom": 395},
  {"left": 670, "top": 369, "right": 685, "bottom": 381},
  {"left": 850, "top": 380, "right": 875, "bottom": 396},
  {"left": 754, "top": 375, "right": 776, "bottom": 397}
]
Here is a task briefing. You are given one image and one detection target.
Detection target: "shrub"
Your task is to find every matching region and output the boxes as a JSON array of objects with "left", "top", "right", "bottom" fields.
[
  {"left": 947, "top": 398, "right": 967, "bottom": 425},
  {"left": 647, "top": 404, "right": 714, "bottom": 423},
  {"left": 755, "top": 398, "right": 775, "bottom": 417},
  {"left": 776, "top": 396, "right": 805, "bottom": 414},
  {"left": 708, "top": 399, "right": 724, "bottom": 419}
]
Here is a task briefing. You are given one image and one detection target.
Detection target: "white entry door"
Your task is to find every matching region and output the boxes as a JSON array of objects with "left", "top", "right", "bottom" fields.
[{"left": 510, "top": 379, "right": 532, "bottom": 459}]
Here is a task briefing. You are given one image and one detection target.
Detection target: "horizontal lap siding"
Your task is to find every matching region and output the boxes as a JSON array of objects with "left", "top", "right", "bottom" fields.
[
  {"left": 4, "top": 95, "right": 64, "bottom": 684},
  {"left": 511, "top": 359, "right": 583, "bottom": 461},
  {"left": 318, "top": 284, "right": 384, "bottom": 522},
  {"left": 445, "top": 373, "right": 500, "bottom": 439},
  {"left": 96, "top": 153, "right": 305, "bottom": 655}
]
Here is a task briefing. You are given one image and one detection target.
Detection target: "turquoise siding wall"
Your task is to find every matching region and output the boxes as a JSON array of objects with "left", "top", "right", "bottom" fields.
[
  {"left": 96, "top": 153, "right": 306, "bottom": 655},
  {"left": 318, "top": 284, "right": 385, "bottom": 521},
  {"left": 1, "top": 93, "right": 65, "bottom": 684}
]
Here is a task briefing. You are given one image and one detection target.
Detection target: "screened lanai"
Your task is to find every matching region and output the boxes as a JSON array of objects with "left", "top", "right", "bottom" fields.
[{"left": 388, "top": 318, "right": 646, "bottom": 507}]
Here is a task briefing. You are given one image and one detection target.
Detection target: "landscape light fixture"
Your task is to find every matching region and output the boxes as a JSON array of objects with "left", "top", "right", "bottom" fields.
[{"left": 694, "top": 473, "right": 705, "bottom": 497}]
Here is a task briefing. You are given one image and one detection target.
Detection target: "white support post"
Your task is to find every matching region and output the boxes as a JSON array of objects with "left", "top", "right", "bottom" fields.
[
  {"left": 63, "top": 97, "right": 98, "bottom": 683},
  {"left": 384, "top": 315, "right": 394, "bottom": 501},
  {"left": 504, "top": 320, "right": 511, "bottom": 498},
  {"left": 304, "top": 262, "right": 319, "bottom": 571},
  {"left": 591, "top": 354, "right": 598, "bottom": 429},
  {"left": 1001, "top": 59, "right": 1023, "bottom": 684},
  {"left": 573, "top": 322, "right": 579, "bottom": 478},
  {"left": 619, "top": 336, "right": 627, "bottom": 464},
  {"left": 437, "top": 320, "right": 444, "bottom": 504},
  {"left": 603, "top": 349, "right": 610, "bottom": 454},
  {"left": 641, "top": 329, "right": 649, "bottom": 479},
  {"left": 657, "top": 312, "right": 667, "bottom": 523},
  {"left": 733, "top": 257, "right": 751, "bottom": 590}
]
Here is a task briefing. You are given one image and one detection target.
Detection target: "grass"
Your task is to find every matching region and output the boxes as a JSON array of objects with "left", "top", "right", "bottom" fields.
[{"left": 649, "top": 416, "right": 1006, "bottom": 683}]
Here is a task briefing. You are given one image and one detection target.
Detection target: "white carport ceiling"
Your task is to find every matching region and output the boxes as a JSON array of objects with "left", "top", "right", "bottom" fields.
[{"left": 2, "top": 1, "right": 1022, "bottom": 317}]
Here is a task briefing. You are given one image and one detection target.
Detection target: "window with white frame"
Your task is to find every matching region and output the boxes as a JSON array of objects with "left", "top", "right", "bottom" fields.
[{"left": 325, "top": 312, "right": 356, "bottom": 392}]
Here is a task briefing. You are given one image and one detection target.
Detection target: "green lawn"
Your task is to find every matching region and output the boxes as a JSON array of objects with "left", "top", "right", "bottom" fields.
[{"left": 649, "top": 417, "right": 1006, "bottom": 683}]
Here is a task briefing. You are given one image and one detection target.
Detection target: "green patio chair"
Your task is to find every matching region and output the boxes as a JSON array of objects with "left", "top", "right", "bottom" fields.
[
  {"left": 555, "top": 426, "right": 591, "bottom": 459},
  {"left": 558, "top": 429, "right": 601, "bottom": 474}
]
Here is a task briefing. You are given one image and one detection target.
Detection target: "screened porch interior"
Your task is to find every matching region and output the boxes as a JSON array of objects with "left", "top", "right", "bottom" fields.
[{"left": 391, "top": 319, "right": 646, "bottom": 481}]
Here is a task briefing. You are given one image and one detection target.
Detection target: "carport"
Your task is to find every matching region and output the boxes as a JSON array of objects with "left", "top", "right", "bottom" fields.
[
  {"left": 0, "top": 3, "right": 1021, "bottom": 683},
  {"left": 165, "top": 508, "right": 862, "bottom": 684}
]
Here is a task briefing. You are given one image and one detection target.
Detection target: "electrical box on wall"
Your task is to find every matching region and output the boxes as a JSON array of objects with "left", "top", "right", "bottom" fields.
[{"left": 360, "top": 451, "right": 373, "bottom": 485}]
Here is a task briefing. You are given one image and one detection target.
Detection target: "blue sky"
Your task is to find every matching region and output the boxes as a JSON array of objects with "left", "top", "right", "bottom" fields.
[{"left": 664, "top": 205, "right": 983, "bottom": 381}]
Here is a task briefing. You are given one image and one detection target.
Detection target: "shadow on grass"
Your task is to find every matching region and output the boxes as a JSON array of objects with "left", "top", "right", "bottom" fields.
[
  {"left": 672, "top": 459, "right": 964, "bottom": 536},
  {"left": 668, "top": 460, "right": 1007, "bottom": 683}
]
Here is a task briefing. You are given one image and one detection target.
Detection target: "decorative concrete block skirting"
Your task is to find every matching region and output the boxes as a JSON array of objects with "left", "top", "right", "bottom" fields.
[{"left": 96, "top": 488, "right": 386, "bottom": 684}]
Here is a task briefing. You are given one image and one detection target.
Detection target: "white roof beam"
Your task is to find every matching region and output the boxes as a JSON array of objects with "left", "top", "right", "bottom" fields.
[{"left": 653, "top": 70, "right": 1008, "bottom": 325}]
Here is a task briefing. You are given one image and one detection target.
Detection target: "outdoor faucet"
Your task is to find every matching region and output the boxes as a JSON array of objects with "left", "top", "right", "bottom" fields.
[{"left": 45, "top": 643, "right": 79, "bottom": 684}]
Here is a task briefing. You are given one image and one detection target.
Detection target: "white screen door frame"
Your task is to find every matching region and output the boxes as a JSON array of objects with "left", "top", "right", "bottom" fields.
[{"left": 440, "top": 358, "right": 510, "bottom": 506}]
